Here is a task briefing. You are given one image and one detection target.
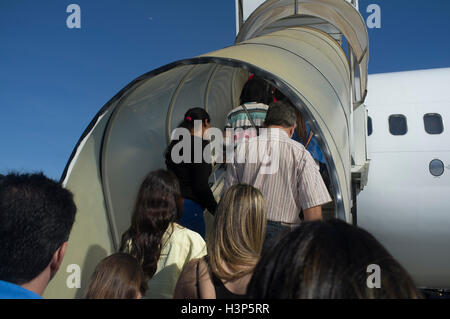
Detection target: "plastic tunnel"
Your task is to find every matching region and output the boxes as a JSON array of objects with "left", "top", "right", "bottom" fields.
[{"left": 44, "top": 0, "right": 369, "bottom": 298}]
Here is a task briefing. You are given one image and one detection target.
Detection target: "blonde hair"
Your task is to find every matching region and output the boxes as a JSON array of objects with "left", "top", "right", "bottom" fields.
[{"left": 207, "top": 184, "right": 267, "bottom": 281}]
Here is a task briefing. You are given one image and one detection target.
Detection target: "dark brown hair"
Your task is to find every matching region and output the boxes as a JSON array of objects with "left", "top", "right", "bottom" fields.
[
  {"left": 177, "top": 107, "right": 211, "bottom": 131},
  {"left": 247, "top": 219, "right": 422, "bottom": 299},
  {"left": 239, "top": 76, "right": 273, "bottom": 105},
  {"left": 85, "top": 253, "right": 147, "bottom": 299},
  {"left": 120, "top": 169, "right": 181, "bottom": 279},
  {"left": 294, "top": 107, "right": 307, "bottom": 142}
]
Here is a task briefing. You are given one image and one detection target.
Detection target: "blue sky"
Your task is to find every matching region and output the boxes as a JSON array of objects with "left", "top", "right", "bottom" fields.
[{"left": 0, "top": 0, "right": 449, "bottom": 180}]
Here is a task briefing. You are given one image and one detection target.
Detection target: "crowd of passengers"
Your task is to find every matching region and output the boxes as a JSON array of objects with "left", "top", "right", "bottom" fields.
[{"left": 0, "top": 76, "right": 421, "bottom": 299}]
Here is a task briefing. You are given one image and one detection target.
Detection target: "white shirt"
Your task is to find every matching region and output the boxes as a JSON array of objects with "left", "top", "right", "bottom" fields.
[{"left": 224, "top": 128, "right": 332, "bottom": 224}]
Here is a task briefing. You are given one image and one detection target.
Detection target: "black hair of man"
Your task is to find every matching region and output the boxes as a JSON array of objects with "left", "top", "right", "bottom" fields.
[
  {"left": 264, "top": 100, "right": 297, "bottom": 128},
  {"left": 273, "top": 87, "right": 288, "bottom": 102},
  {"left": 0, "top": 172, "right": 77, "bottom": 284},
  {"left": 239, "top": 76, "right": 273, "bottom": 105}
]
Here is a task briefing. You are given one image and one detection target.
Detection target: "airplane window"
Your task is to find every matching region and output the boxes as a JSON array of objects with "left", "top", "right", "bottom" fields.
[
  {"left": 368, "top": 116, "right": 373, "bottom": 136},
  {"left": 424, "top": 113, "right": 444, "bottom": 135},
  {"left": 429, "top": 159, "right": 445, "bottom": 177},
  {"left": 388, "top": 115, "right": 407, "bottom": 136}
]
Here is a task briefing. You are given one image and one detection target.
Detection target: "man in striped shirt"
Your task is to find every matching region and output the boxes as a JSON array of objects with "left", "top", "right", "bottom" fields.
[{"left": 224, "top": 100, "right": 332, "bottom": 247}]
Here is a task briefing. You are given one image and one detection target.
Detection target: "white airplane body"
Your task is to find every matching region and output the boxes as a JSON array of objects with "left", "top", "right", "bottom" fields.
[{"left": 359, "top": 68, "right": 450, "bottom": 289}]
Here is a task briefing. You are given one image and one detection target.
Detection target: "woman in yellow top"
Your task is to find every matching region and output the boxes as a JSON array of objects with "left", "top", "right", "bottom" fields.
[{"left": 120, "top": 169, "right": 206, "bottom": 298}]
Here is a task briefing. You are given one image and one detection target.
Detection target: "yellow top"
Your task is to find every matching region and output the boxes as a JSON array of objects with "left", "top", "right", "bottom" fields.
[{"left": 144, "top": 223, "right": 206, "bottom": 299}]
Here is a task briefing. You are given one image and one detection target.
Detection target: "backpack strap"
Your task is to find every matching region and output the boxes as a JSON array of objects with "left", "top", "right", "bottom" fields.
[
  {"left": 305, "top": 129, "right": 314, "bottom": 149},
  {"left": 241, "top": 104, "right": 259, "bottom": 135}
]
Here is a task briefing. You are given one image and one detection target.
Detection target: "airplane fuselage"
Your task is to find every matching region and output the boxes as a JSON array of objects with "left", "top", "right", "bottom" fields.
[{"left": 358, "top": 68, "right": 450, "bottom": 289}]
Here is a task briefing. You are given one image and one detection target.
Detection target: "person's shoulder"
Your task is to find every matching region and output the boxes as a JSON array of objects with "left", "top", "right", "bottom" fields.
[
  {"left": 185, "top": 256, "right": 203, "bottom": 268},
  {"left": 0, "top": 280, "right": 42, "bottom": 299},
  {"left": 289, "top": 141, "right": 310, "bottom": 163},
  {"left": 172, "top": 223, "right": 205, "bottom": 244},
  {"left": 287, "top": 137, "right": 307, "bottom": 151},
  {"left": 275, "top": 134, "right": 309, "bottom": 160},
  {"left": 173, "top": 257, "right": 202, "bottom": 295},
  {"left": 228, "top": 102, "right": 268, "bottom": 113},
  {"left": 249, "top": 102, "right": 269, "bottom": 110},
  {"left": 227, "top": 105, "right": 244, "bottom": 117},
  {"left": 179, "top": 256, "right": 204, "bottom": 278},
  {"left": 270, "top": 130, "right": 305, "bottom": 150}
]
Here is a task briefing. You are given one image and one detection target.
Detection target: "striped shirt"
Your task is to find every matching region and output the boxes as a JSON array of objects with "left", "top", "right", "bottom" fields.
[
  {"left": 224, "top": 128, "right": 332, "bottom": 224},
  {"left": 225, "top": 103, "right": 268, "bottom": 141}
]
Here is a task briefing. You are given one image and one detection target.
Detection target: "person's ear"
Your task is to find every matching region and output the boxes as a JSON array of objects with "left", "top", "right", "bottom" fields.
[{"left": 50, "top": 242, "right": 68, "bottom": 279}]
